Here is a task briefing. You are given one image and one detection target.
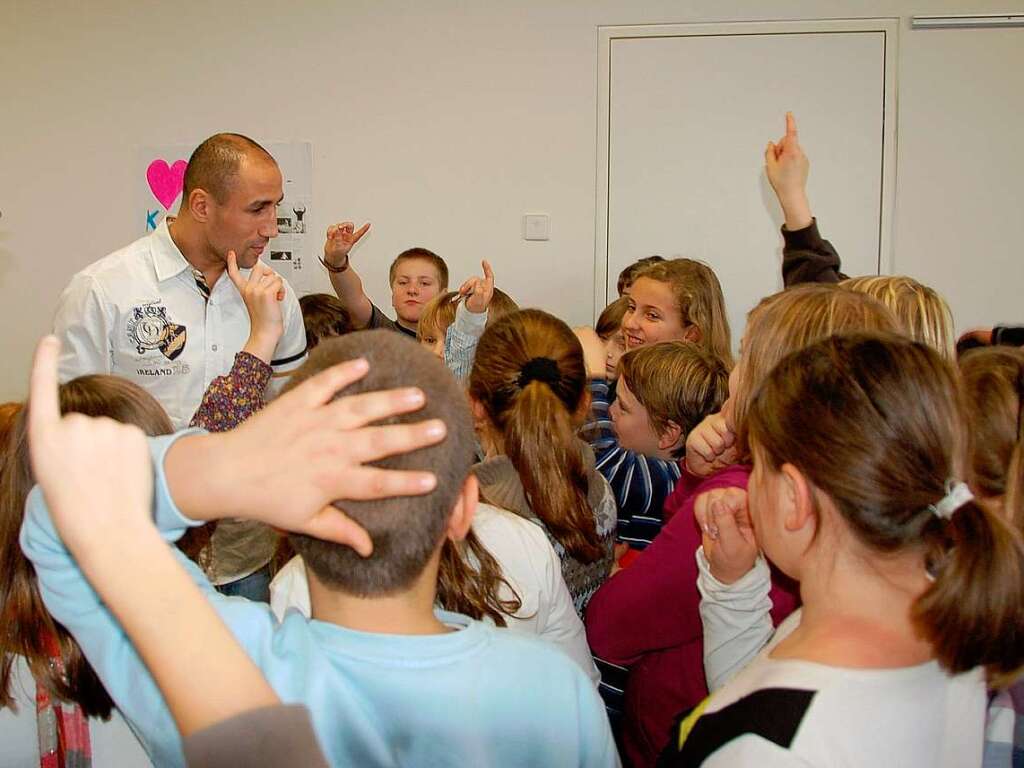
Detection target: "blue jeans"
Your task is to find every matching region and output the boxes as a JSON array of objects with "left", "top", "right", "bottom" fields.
[{"left": 215, "top": 563, "right": 272, "bottom": 602}]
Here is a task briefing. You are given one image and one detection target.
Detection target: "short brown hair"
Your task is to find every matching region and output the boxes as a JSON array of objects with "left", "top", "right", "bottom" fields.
[
  {"left": 841, "top": 275, "right": 955, "bottom": 361},
  {"left": 282, "top": 330, "right": 475, "bottom": 596},
  {"left": 732, "top": 284, "right": 900, "bottom": 455},
  {"left": 389, "top": 247, "right": 449, "bottom": 292},
  {"left": 299, "top": 293, "right": 353, "bottom": 350},
  {"left": 183, "top": 133, "right": 275, "bottom": 204},
  {"left": 635, "top": 258, "right": 733, "bottom": 367},
  {"left": 596, "top": 297, "right": 629, "bottom": 340},
  {"left": 619, "top": 342, "right": 730, "bottom": 456},
  {"left": 1, "top": 376, "right": 173, "bottom": 717},
  {"left": 748, "top": 333, "right": 1024, "bottom": 682},
  {"left": 960, "top": 346, "right": 1024, "bottom": 532}
]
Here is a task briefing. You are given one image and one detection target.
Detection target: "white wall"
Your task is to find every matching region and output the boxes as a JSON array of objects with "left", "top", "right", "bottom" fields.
[{"left": 2, "top": 0, "right": 1022, "bottom": 400}]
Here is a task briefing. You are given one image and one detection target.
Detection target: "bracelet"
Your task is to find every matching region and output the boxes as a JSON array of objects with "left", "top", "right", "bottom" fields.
[{"left": 319, "top": 254, "right": 349, "bottom": 274}]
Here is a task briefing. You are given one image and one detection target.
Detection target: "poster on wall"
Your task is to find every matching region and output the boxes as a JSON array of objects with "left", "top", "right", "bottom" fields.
[{"left": 139, "top": 141, "right": 314, "bottom": 294}]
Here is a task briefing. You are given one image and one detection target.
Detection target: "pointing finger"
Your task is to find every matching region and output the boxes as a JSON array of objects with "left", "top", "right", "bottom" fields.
[{"left": 27, "top": 335, "right": 62, "bottom": 438}]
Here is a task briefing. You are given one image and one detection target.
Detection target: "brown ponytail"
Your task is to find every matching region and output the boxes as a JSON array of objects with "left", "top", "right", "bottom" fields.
[
  {"left": 437, "top": 532, "right": 523, "bottom": 627},
  {"left": 469, "top": 309, "right": 603, "bottom": 563},
  {"left": 747, "top": 333, "right": 1024, "bottom": 682}
]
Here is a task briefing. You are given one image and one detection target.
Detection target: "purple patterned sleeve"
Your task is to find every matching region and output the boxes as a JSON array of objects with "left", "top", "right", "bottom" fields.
[{"left": 190, "top": 352, "right": 272, "bottom": 433}]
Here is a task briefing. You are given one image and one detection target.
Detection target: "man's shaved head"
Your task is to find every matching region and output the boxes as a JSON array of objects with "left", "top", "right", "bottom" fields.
[{"left": 183, "top": 133, "right": 276, "bottom": 204}]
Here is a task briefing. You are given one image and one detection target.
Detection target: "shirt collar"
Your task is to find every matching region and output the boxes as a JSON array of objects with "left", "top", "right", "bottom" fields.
[{"left": 150, "top": 217, "right": 193, "bottom": 282}]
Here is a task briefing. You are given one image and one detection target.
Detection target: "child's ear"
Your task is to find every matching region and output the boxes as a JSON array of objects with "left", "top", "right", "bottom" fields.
[
  {"left": 446, "top": 474, "right": 479, "bottom": 542},
  {"left": 682, "top": 325, "right": 703, "bottom": 344},
  {"left": 656, "top": 419, "right": 684, "bottom": 454},
  {"left": 780, "top": 463, "right": 817, "bottom": 538}
]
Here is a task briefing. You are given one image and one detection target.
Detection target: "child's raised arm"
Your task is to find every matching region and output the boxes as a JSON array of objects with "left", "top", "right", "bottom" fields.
[
  {"left": 765, "top": 113, "right": 846, "bottom": 286},
  {"left": 26, "top": 335, "right": 280, "bottom": 738},
  {"left": 321, "top": 220, "right": 374, "bottom": 328}
]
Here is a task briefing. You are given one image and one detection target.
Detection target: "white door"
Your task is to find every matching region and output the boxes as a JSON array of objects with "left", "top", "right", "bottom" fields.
[{"left": 597, "top": 20, "right": 898, "bottom": 351}]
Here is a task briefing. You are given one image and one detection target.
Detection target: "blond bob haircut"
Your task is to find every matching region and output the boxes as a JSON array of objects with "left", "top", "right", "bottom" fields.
[
  {"left": 417, "top": 289, "right": 521, "bottom": 345},
  {"left": 635, "top": 258, "right": 733, "bottom": 368},
  {"left": 731, "top": 284, "right": 901, "bottom": 455},
  {"left": 840, "top": 275, "right": 954, "bottom": 361},
  {"left": 618, "top": 342, "right": 730, "bottom": 456}
]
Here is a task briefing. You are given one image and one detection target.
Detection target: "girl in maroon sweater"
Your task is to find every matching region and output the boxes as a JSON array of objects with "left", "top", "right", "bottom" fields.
[{"left": 585, "top": 284, "right": 902, "bottom": 767}]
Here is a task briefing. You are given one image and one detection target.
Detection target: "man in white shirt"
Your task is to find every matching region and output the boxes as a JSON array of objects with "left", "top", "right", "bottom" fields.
[
  {"left": 53, "top": 133, "right": 307, "bottom": 601},
  {"left": 53, "top": 133, "right": 307, "bottom": 429}
]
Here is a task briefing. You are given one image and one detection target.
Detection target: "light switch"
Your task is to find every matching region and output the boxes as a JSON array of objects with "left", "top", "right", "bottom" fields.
[{"left": 523, "top": 214, "right": 550, "bottom": 241}]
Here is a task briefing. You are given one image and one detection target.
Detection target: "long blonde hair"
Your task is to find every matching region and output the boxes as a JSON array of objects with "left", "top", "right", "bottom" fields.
[
  {"left": 731, "top": 285, "right": 901, "bottom": 455},
  {"left": 468, "top": 309, "right": 602, "bottom": 562},
  {"left": 636, "top": 258, "right": 733, "bottom": 367}
]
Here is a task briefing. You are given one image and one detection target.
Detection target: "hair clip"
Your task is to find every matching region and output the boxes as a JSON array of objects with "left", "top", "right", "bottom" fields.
[{"left": 928, "top": 480, "right": 974, "bottom": 520}]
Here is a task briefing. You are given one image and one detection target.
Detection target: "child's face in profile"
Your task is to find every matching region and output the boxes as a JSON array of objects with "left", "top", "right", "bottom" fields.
[
  {"left": 609, "top": 377, "right": 663, "bottom": 457},
  {"left": 418, "top": 323, "right": 445, "bottom": 360},
  {"left": 603, "top": 330, "right": 627, "bottom": 379},
  {"left": 621, "top": 277, "right": 689, "bottom": 349}
]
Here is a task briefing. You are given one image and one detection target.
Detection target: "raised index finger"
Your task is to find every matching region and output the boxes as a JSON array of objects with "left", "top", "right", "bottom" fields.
[
  {"left": 785, "top": 111, "right": 797, "bottom": 139},
  {"left": 28, "top": 335, "right": 63, "bottom": 435},
  {"left": 481, "top": 260, "right": 494, "bottom": 285}
]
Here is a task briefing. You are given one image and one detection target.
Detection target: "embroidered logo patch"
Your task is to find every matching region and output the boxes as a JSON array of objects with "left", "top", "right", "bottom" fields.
[{"left": 127, "top": 305, "right": 187, "bottom": 361}]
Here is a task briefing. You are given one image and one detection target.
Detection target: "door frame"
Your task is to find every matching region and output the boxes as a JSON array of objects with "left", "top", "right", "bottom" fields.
[{"left": 593, "top": 18, "right": 900, "bottom": 316}]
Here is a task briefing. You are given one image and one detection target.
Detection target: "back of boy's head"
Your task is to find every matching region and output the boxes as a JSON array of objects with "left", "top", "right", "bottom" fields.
[
  {"left": 389, "top": 247, "right": 449, "bottom": 291},
  {"left": 619, "top": 342, "right": 730, "bottom": 454},
  {"left": 596, "top": 297, "right": 629, "bottom": 339},
  {"left": 637, "top": 258, "right": 734, "bottom": 367},
  {"left": 299, "top": 293, "right": 353, "bottom": 350},
  {"left": 282, "top": 331, "right": 475, "bottom": 596},
  {"left": 617, "top": 255, "right": 665, "bottom": 295},
  {"left": 841, "top": 275, "right": 955, "bottom": 361}
]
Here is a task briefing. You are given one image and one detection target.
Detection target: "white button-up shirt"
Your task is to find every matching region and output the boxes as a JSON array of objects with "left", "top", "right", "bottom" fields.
[{"left": 54, "top": 219, "right": 307, "bottom": 428}]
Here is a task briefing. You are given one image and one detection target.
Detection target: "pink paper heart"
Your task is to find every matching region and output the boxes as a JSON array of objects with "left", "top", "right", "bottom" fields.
[{"left": 147, "top": 159, "right": 188, "bottom": 210}]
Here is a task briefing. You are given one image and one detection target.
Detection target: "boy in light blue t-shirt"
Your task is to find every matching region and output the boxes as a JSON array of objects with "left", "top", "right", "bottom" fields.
[{"left": 22, "top": 330, "right": 619, "bottom": 767}]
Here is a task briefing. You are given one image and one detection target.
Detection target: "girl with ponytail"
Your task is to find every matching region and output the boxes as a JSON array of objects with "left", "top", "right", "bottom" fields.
[
  {"left": 469, "top": 309, "right": 617, "bottom": 615},
  {"left": 665, "top": 334, "right": 1024, "bottom": 766}
]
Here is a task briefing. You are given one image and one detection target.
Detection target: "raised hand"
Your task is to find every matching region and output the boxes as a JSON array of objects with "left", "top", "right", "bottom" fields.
[
  {"left": 694, "top": 487, "right": 759, "bottom": 584},
  {"left": 324, "top": 221, "right": 371, "bottom": 267},
  {"left": 165, "top": 358, "right": 447, "bottom": 556},
  {"left": 684, "top": 411, "right": 739, "bottom": 478},
  {"left": 227, "top": 250, "right": 284, "bottom": 363},
  {"left": 459, "top": 260, "right": 495, "bottom": 314},
  {"left": 27, "top": 335, "right": 154, "bottom": 550},
  {"left": 765, "top": 112, "right": 812, "bottom": 230}
]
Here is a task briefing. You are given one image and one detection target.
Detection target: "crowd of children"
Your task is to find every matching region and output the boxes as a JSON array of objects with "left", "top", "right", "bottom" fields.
[{"left": 2, "top": 113, "right": 1024, "bottom": 768}]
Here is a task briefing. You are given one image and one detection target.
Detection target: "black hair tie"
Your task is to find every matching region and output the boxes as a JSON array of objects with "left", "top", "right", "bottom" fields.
[{"left": 518, "top": 357, "right": 560, "bottom": 389}]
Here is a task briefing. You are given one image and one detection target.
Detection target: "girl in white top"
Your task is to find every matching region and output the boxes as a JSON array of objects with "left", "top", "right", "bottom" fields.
[
  {"left": 663, "top": 333, "right": 1024, "bottom": 767},
  {"left": 269, "top": 503, "right": 599, "bottom": 683}
]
